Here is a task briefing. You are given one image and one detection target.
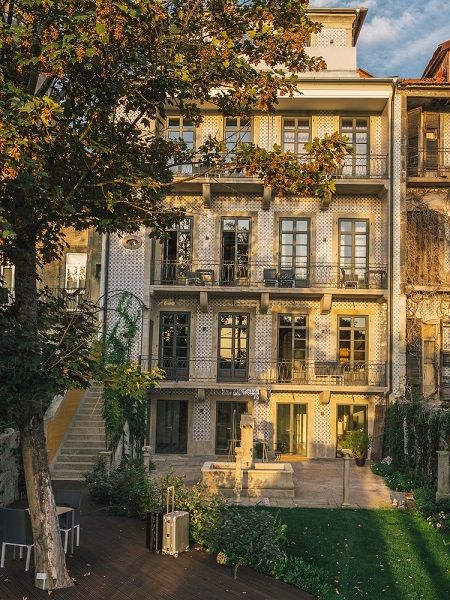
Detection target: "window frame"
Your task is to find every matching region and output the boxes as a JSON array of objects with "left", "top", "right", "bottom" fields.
[
  {"left": 340, "top": 117, "right": 369, "bottom": 177},
  {"left": 337, "top": 315, "right": 368, "bottom": 367},
  {"left": 217, "top": 312, "right": 250, "bottom": 382},
  {"left": 223, "top": 116, "right": 252, "bottom": 159},
  {"left": 281, "top": 117, "right": 311, "bottom": 157},
  {"left": 279, "top": 217, "right": 310, "bottom": 286},
  {"left": 338, "top": 218, "right": 369, "bottom": 284},
  {"left": 158, "top": 311, "right": 191, "bottom": 381},
  {"left": 220, "top": 217, "right": 251, "bottom": 283},
  {"left": 166, "top": 115, "right": 196, "bottom": 174}
]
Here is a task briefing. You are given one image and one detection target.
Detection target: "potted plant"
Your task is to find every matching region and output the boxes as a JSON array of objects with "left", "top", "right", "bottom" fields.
[{"left": 341, "top": 429, "right": 372, "bottom": 466}]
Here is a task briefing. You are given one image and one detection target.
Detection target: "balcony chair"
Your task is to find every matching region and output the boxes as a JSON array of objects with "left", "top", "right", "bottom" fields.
[
  {"left": 196, "top": 269, "right": 214, "bottom": 285},
  {"left": 0, "top": 508, "right": 34, "bottom": 571},
  {"left": 263, "top": 268, "right": 277, "bottom": 287},
  {"left": 340, "top": 268, "right": 358, "bottom": 289},
  {"left": 279, "top": 269, "right": 295, "bottom": 288},
  {"left": 186, "top": 271, "right": 199, "bottom": 285},
  {"left": 54, "top": 490, "right": 82, "bottom": 554}
]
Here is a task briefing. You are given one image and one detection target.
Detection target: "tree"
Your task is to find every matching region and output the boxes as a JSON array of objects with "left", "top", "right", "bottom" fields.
[{"left": 0, "top": 0, "right": 350, "bottom": 589}]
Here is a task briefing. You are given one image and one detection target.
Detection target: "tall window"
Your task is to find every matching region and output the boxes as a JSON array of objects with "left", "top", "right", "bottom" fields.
[
  {"left": 218, "top": 313, "right": 249, "bottom": 381},
  {"left": 224, "top": 117, "right": 252, "bottom": 158},
  {"left": 341, "top": 118, "right": 368, "bottom": 176},
  {"left": 161, "top": 217, "right": 193, "bottom": 282},
  {"left": 159, "top": 312, "right": 190, "bottom": 380},
  {"left": 282, "top": 118, "right": 310, "bottom": 157},
  {"left": 338, "top": 316, "right": 367, "bottom": 366},
  {"left": 339, "top": 219, "right": 368, "bottom": 286},
  {"left": 221, "top": 217, "right": 251, "bottom": 284},
  {"left": 65, "top": 253, "right": 87, "bottom": 290},
  {"left": 167, "top": 116, "right": 196, "bottom": 173},
  {"left": 279, "top": 218, "right": 310, "bottom": 286},
  {"left": 277, "top": 315, "right": 307, "bottom": 382}
]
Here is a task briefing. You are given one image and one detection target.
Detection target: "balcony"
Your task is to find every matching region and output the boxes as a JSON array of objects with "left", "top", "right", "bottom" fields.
[
  {"left": 41, "top": 288, "right": 87, "bottom": 311},
  {"left": 408, "top": 149, "right": 450, "bottom": 182},
  {"left": 151, "top": 261, "right": 387, "bottom": 301},
  {"left": 170, "top": 155, "right": 389, "bottom": 196},
  {"left": 142, "top": 358, "right": 387, "bottom": 389}
]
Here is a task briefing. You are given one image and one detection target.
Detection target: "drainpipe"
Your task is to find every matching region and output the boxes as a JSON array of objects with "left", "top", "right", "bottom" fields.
[
  {"left": 99, "top": 232, "right": 110, "bottom": 344},
  {"left": 388, "top": 77, "right": 399, "bottom": 412}
]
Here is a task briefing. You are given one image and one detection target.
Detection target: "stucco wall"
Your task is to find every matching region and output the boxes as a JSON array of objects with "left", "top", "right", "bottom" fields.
[{"left": 0, "top": 429, "right": 20, "bottom": 507}]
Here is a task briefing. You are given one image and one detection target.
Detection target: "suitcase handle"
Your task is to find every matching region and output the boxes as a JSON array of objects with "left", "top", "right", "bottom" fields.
[{"left": 166, "top": 485, "right": 175, "bottom": 514}]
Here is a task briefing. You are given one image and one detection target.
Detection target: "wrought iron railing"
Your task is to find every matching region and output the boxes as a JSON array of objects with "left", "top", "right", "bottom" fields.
[
  {"left": 153, "top": 261, "right": 387, "bottom": 289},
  {"left": 141, "top": 358, "right": 387, "bottom": 387},
  {"left": 408, "top": 149, "right": 450, "bottom": 178}
]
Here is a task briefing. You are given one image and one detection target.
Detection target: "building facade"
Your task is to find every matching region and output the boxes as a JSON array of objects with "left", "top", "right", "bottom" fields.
[
  {"left": 397, "top": 42, "right": 450, "bottom": 404},
  {"left": 105, "top": 7, "right": 398, "bottom": 460}
]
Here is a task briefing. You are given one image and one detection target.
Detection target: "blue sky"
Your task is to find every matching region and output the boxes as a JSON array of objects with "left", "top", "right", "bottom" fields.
[{"left": 309, "top": 1, "right": 450, "bottom": 77}]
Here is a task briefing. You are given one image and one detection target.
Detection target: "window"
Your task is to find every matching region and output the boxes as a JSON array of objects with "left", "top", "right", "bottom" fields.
[
  {"left": 161, "top": 217, "right": 193, "bottom": 283},
  {"left": 221, "top": 217, "right": 251, "bottom": 284},
  {"left": 159, "top": 312, "right": 190, "bottom": 380},
  {"left": 339, "top": 219, "right": 368, "bottom": 287},
  {"left": 340, "top": 118, "right": 369, "bottom": 176},
  {"left": 282, "top": 118, "right": 311, "bottom": 157},
  {"left": 224, "top": 117, "right": 252, "bottom": 158},
  {"left": 277, "top": 315, "right": 308, "bottom": 382},
  {"left": 336, "top": 405, "right": 367, "bottom": 456},
  {"left": 338, "top": 316, "right": 367, "bottom": 367},
  {"left": 218, "top": 313, "right": 249, "bottom": 381},
  {"left": 0, "top": 262, "right": 14, "bottom": 304},
  {"left": 167, "top": 116, "right": 196, "bottom": 174},
  {"left": 276, "top": 404, "right": 307, "bottom": 455},
  {"left": 279, "top": 218, "right": 310, "bottom": 286},
  {"left": 65, "top": 253, "right": 87, "bottom": 290}
]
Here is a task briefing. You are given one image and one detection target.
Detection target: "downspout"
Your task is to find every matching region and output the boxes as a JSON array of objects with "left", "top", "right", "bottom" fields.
[
  {"left": 388, "top": 77, "right": 399, "bottom": 410},
  {"left": 99, "top": 232, "right": 110, "bottom": 345}
]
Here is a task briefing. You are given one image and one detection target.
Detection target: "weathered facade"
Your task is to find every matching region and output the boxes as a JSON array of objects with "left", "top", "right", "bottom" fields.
[
  {"left": 398, "top": 42, "right": 450, "bottom": 404},
  {"left": 105, "top": 7, "right": 397, "bottom": 460}
]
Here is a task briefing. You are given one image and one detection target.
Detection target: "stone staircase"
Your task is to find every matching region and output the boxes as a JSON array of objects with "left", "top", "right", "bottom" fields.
[{"left": 51, "top": 385, "right": 105, "bottom": 481}]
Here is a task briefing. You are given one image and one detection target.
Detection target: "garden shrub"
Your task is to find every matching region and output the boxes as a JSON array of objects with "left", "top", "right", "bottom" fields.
[
  {"left": 371, "top": 463, "right": 418, "bottom": 491},
  {"left": 271, "top": 555, "right": 331, "bottom": 600}
]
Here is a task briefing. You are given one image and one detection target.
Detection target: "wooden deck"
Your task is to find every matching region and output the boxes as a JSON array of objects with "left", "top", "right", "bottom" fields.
[{"left": 1, "top": 484, "right": 311, "bottom": 600}]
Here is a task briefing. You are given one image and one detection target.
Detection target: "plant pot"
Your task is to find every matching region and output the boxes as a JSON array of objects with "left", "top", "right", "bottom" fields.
[{"left": 354, "top": 456, "right": 366, "bottom": 467}]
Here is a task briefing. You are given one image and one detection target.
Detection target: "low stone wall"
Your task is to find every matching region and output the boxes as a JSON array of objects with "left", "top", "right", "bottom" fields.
[{"left": 0, "top": 429, "right": 20, "bottom": 506}]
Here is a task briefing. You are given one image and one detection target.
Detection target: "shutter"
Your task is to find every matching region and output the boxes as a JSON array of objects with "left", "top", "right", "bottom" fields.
[{"left": 407, "top": 107, "right": 421, "bottom": 176}]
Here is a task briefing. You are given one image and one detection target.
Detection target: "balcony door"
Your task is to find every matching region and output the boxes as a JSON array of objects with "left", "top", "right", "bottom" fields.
[
  {"left": 338, "top": 316, "right": 368, "bottom": 384},
  {"left": 217, "top": 313, "right": 249, "bottom": 381},
  {"left": 277, "top": 315, "right": 307, "bottom": 382},
  {"left": 339, "top": 219, "right": 368, "bottom": 287},
  {"left": 159, "top": 312, "right": 190, "bottom": 380},
  {"left": 276, "top": 404, "right": 307, "bottom": 455},
  {"left": 279, "top": 218, "right": 310, "bottom": 286},
  {"left": 341, "top": 118, "right": 368, "bottom": 177},
  {"left": 161, "top": 218, "right": 192, "bottom": 283},
  {"left": 215, "top": 401, "right": 247, "bottom": 454},
  {"left": 64, "top": 253, "right": 86, "bottom": 311},
  {"left": 156, "top": 399, "right": 188, "bottom": 454},
  {"left": 220, "top": 217, "right": 250, "bottom": 284}
]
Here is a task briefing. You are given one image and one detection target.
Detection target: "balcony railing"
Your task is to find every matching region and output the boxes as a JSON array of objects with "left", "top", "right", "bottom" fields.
[
  {"left": 408, "top": 149, "right": 450, "bottom": 178},
  {"left": 171, "top": 155, "right": 389, "bottom": 180},
  {"left": 153, "top": 261, "right": 387, "bottom": 290},
  {"left": 40, "top": 288, "right": 87, "bottom": 311},
  {"left": 142, "top": 358, "right": 387, "bottom": 387}
]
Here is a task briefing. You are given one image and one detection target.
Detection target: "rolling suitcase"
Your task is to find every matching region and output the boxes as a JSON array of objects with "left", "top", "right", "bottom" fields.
[
  {"left": 146, "top": 509, "right": 163, "bottom": 553},
  {"left": 162, "top": 486, "right": 189, "bottom": 557}
]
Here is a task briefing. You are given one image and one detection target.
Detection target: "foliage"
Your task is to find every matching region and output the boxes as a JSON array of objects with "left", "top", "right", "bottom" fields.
[
  {"left": 271, "top": 555, "right": 330, "bottom": 600},
  {"left": 383, "top": 400, "right": 450, "bottom": 486},
  {"left": 341, "top": 429, "right": 372, "bottom": 459},
  {"left": 412, "top": 486, "right": 450, "bottom": 533},
  {"left": 207, "top": 505, "right": 287, "bottom": 578},
  {"left": 371, "top": 463, "right": 417, "bottom": 492},
  {"left": 85, "top": 456, "right": 157, "bottom": 519},
  {"left": 97, "top": 293, "right": 163, "bottom": 460}
]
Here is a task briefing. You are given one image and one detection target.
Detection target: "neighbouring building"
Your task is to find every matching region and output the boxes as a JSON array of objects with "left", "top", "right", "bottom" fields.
[
  {"left": 104, "top": 7, "right": 399, "bottom": 460},
  {"left": 397, "top": 41, "right": 450, "bottom": 403}
]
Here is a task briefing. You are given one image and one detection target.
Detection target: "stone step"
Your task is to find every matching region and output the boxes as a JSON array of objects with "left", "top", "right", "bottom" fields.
[
  {"left": 64, "top": 440, "right": 106, "bottom": 449},
  {"left": 52, "top": 474, "right": 85, "bottom": 481},
  {"left": 59, "top": 447, "right": 103, "bottom": 456},
  {"left": 58, "top": 452, "right": 98, "bottom": 464},
  {"left": 52, "top": 461, "right": 96, "bottom": 471},
  {"left": 70, "top": 426, "right": 104, "bottom": 434},
  {"left": 72, "top": 418, "right": 104, "bottom": 424},
  {"left": 65, "top": 434, "right": 105, "bottom": 442}
]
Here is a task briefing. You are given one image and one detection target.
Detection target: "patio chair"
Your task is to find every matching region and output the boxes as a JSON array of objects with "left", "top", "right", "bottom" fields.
[
  {"left": 279, "top": 269, "right": 295, "bottom": 288},
  {"left": 54, "top": 490, "right": 82, "bottom": 553},
  {"left": 340, "top": 268, "right": 358, "bottom": 289},
  {"left": 0, "top": 508, "right": 34, "bottom": 571},
  {"left": 263, "top": 268, "right": 278, "bottom": 287}
]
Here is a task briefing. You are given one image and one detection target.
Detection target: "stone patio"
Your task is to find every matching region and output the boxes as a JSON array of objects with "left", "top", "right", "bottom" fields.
[{"left": 151, "top": 457, "right": 392, "bottom": 508}]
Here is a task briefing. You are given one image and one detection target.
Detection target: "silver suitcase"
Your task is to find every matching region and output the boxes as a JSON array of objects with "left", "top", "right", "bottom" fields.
[{"left": 162, "top": 486, "right": 189, "bottom": 557}]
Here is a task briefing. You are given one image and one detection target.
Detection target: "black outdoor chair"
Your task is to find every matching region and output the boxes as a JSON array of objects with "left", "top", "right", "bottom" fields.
[
  {"left": 279, "top": 269, "right": 295, "bottom": 288},
  {"left": 0, "top": 508, "right": 34, "bottom": 571},
  {"left": 263, "top": 268, "right": 278, "bottom": 287},
  {"left": 54, "top": 490, "right": 82, "bottom": 553}
]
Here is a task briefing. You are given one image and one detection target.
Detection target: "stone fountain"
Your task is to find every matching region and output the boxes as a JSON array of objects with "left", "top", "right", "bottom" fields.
[{"left": 201, "top": 414, "right": 294, "bottom": 499}]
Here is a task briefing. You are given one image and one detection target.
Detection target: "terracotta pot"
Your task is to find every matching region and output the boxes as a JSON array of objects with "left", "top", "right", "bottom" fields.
[{"left": 355, "top": 456, "right": 366, "bottom": 467}]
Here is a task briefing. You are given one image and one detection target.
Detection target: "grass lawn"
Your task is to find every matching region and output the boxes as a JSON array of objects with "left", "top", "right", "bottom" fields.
[{"left": 270, "top": 508, "right": 450, "bottom": 600}]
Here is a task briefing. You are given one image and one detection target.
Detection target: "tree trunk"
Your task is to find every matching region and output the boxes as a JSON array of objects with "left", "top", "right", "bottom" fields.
[
  {"left": 10, "top": 226, "right": 73, "bottom": 589},
  {"left": 20, "top": 417, "right": 74, "bottom": 589}
]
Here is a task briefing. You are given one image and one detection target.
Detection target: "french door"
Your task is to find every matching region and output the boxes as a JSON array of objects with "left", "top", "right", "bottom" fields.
[
  {"left": 336, "top": 404, "right": 367, "bottom": 457},
  {"left": 215, "top": 401, "right": 247, "bottom": 455},
  {"left": 155, "top": 400, "right": 188, "bottom": 454},
  {"left": 276, "top": 404, "right": 307, "bottom": 455},
  {"left": 159, "top": 312, "right": 190, "bottom": 380}
]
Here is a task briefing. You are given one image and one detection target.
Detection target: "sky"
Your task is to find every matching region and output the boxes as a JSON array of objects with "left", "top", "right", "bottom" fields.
[{"left": 309, "top": 0, "right": 450, "bottom": 78}]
